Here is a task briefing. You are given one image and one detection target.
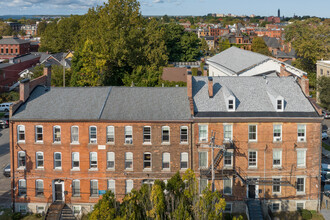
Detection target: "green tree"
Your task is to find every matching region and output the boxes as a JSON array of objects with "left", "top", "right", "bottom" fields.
[
  {"left": 318, "top": 76, "right": 330, "bottom": 109},
  {"left": 200, "top": 38, "right": 209, "bottom": 56},
  {"left": 89, "top": 191, "right": 120, "bottom": 220},
  {"left": 37, "top": 21, "right": 47, "bottom": 36},
  {"left": 0, "top": 21, "right": 12, "bottom": 37},
  {"left": 251, "top": 37, "right": 271, "bottom": 56},
  {"left": 218, "top": 38, "right": 231, "bottom": 52},
  {"left": 29, "top": 64, "right": 72, "bottom": 87}
]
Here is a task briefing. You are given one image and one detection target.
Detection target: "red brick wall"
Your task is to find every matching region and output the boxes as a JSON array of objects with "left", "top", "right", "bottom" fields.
[{"left": 0, "top": 43, "right": 30, "bottom": 59}]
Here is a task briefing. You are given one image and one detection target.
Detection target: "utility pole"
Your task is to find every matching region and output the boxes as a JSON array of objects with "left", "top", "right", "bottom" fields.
[{"left": 63, "top": 62, "right": 66, "bottom": 87}]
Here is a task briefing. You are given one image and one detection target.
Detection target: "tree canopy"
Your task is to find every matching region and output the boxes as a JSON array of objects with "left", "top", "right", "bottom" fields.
[
  {"left": 318, "top": 76, "right": 330, "bottom": 109},
  {"left": 251, "top": 37, "right": 271, "bottom": 56}
]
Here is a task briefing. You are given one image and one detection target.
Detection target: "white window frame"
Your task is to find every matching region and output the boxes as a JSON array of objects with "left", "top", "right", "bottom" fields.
[
  {"left": 18, "top": 151, "right": 26, "bottom": 169},
  {"left": 72, "top": 152, "right": 80, "bottom": 170},
  {"left": 199, "top": 178, "right": 208, "bottom": 194},
  {"left": 125, "top": 152, "right": 133, "bottom": 170},
  {"left": 223, "top": 124, "right": 233, "bottom": 142},
  {"left": 106, "top": 126, "right": 115, "bottom": 144},
  {"left": 143, "top": 126, "right": 151, "bottom": 144},
  {"left": 180, "top": 126, "right": 188, "bottom": 144},
  {"left": 223, "top": 177, "right": 232, "bottom": 195},
  {"left": 71, "top": 126, "right": 79, "bottom": 144},
  {"left": 272, "top": 177, "right": 281, "bottom": 194},
  {"left": 296, "top": 201, "right": 305, "bottom": 211},
  {"left": 248, "top": 124, "right": 257, "bottom": 142},
  {"left": 248, "top": 150, "right": 257, "bottom": 168},
  {"left": 107, "top": 152, "right": 115, "bottom": 170},
  {"left": 72, "top": 179, "right": 80, "bottom": 197},
  {"left": 108, "top": 179, "right": 115, "bottom": 194},
  {"left": 297, "top": 149, "right": 307, "bottom": 168},
  {"left": 125, "top": 126, "right": 133, "bottom": 144},
  {"left": 17, "top": 125, "right": 25, "bottom": 142},
  {"left": 199, "top": 151, "right": 208, "bottom": 169},
  {"left": 272, "top": 202, "right": 281, "bottom": 212},
  {"left": 18, "top": 179, "right": 27, "bottom": 196},
  {"left": 181, "top": 152, "right": 188, "bottom": 170},
  {"left": 35, "top": 179, "right": 44, "bottom": 196},
  {"left": 90, "top": 152, "right": 98, "bottom": 170},
  {"left": 224, "top": 150, "right": 233, "bottom": 167},
  {"left": 143, "top": 152, "right": 152, "bottom": 170},
  {"left": 199, "top": 124, "right": 208, "bottom": 142},
  {"left": 228, "top": 99, "right": 235, "bottom": 111},
  {"left": 297, "top": 124, "right": 306, "bottom": 142},
  {"left": 273, "top": 124, "right": 282, "bottom": 142},
  {"left": 54, "top": 152, "right": 62, "bottom": 169},
  {"left": 126, "top": 179, "right": 133, "bottom": 194},
  {"left": 162, "top": 152, "right": 170, "bottom": 170},
  {"left": 35, "top": 125, "right": 43, "bottom": 143},
  {"left": 272, "top": 149, "right": 282, "bottom": 168},
  {"left": 296, "top": 176, "right": 306, "bottom": 194},
  {"left": 162, "top": 126, "right": 170, "bottom": 143},
  {"left": 276, "top": 99, "right": 284, "bottom": 111},
  {"left": 53, "top": 125, "right": 61, "bottom": 143},
  {"left": 90, "top": 180, "right": 98, "bottom": 197},
  {"left": 89, "top": 126, "right": 97, "bottom": 144},
  {"left": 36, "top": 151, "right": 44, "bottom": 169}
]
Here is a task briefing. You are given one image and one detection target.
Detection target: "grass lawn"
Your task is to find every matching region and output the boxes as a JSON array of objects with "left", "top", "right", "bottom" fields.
[{"left": 323, "top": 142, "right": 330, "bottom": 151}]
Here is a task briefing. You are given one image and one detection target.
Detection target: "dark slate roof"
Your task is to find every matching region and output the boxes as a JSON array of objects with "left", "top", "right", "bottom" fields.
[
  {"left": 206, "top": 47, "right": 269, "bottom": 74},
  {"left": 263, "top": 36, "right": 281, "bottom": 48},
  {"left": 100, "top": 87, "right": 191, "bottom": 121},
  {"left": 192, "top": 76, "right": 318, "bottom": 117},
  {"left": 0, "top": 38, "right": 30, "bottom": 45},
  {"left": 31, "top": 52, "right": 50, "bottom": 63},
  {"left": 12, "top": 86, "right": 192, "bottom": 121}
]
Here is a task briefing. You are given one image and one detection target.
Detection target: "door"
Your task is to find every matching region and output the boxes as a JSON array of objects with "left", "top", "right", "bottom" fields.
[
  {"left": 248, "top": 184, "right": 256, "bottom": 199},
  {"left": 55, "top": 183, "right": 63, "bottom": 201}
]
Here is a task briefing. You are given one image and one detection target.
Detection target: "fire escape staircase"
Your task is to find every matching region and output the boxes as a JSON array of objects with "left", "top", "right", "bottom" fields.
[{"left": 45, "top": 202, "right": 76, "bottom": 220}]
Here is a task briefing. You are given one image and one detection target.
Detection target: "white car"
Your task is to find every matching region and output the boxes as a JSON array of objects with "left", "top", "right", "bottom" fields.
[
  {"left": 0, "top": 103, "right": 12, "bottom": 112},
  {"left": 323, "top": 132, "right": 329, "bottom": 140}
]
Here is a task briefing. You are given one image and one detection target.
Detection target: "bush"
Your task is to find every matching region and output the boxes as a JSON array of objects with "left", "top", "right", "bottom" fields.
[{"left": 300, "top": 209, "right": 312, "bottom": 220}]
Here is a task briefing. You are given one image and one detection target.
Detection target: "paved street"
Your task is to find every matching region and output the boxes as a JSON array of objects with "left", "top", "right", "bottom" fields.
[{"left": 0, "top": 127, "right": 11, "bottom": 208}]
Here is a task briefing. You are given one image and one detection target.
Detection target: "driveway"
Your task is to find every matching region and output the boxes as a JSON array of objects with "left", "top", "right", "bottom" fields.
[{"left": 0, "top": 127, "right": 11, "bottom": 208}]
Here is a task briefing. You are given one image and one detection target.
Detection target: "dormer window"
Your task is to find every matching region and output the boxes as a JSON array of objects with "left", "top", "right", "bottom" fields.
[
  {"left": 276, "top": 99, "right": 284, "bottom": 111},
  {"left": 227, "top": 99, "right": 235, "bottom": 111}
]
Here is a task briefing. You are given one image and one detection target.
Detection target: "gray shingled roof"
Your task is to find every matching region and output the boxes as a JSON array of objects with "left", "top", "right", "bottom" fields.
[
  {"left": 12, "top": 86, "right": 191, "bottom": 121},
  {"left": 192, "top": 76, "right": 317, "bottom": 115},
  {"left": 206, "top": 47, "right": 269, "bottom": 74},
  {"left": 100, "top": 87, "right": 191, "bottom": 121},
  {"left": 0, "top": 38, "right": 30, "bottom": 45}
]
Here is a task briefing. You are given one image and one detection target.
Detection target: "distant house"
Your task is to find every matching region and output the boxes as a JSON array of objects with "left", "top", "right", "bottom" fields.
[
  {"left": 0, "top": 37, "right": 31, "bottom": 59},
  {"left": 200, "top": 36, "right": 216, "bottom": 50}
]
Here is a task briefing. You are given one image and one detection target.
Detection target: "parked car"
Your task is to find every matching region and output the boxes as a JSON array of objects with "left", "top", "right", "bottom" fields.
[
  {"left": 322, "top": 164, "right": 330, "bottom": 183},
  {"left": 0, "top": 103, "right": 12, "bottom": 112},
  {"left": 0, "top": 112, "right": 9, "bottom": 129},
  {"left": 323, "top": 131, "right": 329, "bottom": 140},
  {"left": 323, "top": 110, "right": 330, "bottom": 119},
  {"left": 3, "top": 164, "right": 10, "bottom": 177}
]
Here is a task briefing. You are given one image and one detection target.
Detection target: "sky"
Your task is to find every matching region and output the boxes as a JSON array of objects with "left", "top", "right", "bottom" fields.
[{"left": 0, "top": 0, "right": 329, "bottom": 18}]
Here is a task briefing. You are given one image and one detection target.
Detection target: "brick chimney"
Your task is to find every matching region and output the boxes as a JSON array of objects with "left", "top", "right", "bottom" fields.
[
  {"left": 43, "top": 65, "right": 51, "bottom": 87},
  {"left": 279, "top": 63, "right": 291, "bottom": 77},
  {"left": 187, "top": 70, "right": 192, "bottom": 98},
  {"left": 203, "top": 66, "right": 208, "bottom": 76},
  {"left": 20, "top": 78, "right": 30, "bottom": 102},
  {"left": 208, "top": 77, "right": 213, "bottom": 98},
  {"left": 299, "top": 77, "right": 310, "bottom": 97}
]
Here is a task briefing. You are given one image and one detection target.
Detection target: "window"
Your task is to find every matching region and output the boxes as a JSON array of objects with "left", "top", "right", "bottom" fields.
[
  {"left": 107, "top": 152, "right": 115, "bottom": 169},
  {"left": 162, "top": 126, "right": 170, "bottom": 143},
  {"left": 224, "top": 151, "right": 233, "bottom": 167},
  {"left": 272, "top": 203, "right": 280, "bottom": 211},
  {"left": 36, "top": 152, "right": 44, "bottom": 168},
  {"left": 72, "top": 152, "right": 80, "bottom": 169},
  {"left": 36, "top": 179, "right": 44, "bottom": 196},
  {"left": 36, "top": 206, "right": 45, "bottom": 214},
  {"left": 296, "top": 177, "right": 305, "bottom": 193},
  {"left": 228, "top": 99, "right": 234, "bottom": 110},
  {"left": 125, "top": 126, "right": 133, "bottom": 144},
  {"left": 108, "top": 180, "right": 115, "bottom": 193},
  {"left": 297, "top": 149, "right": 306, "bottom": 167},
  {"left": 181, "top": 152, "right": 188, "bottom": 169},
  {"left": 54, "top": 152, "right": 62, "bottom": 169},
  {"left": 162, "top": 153, "right": 170, "bottom": 170},
  {"left": 248, "top": 151, "right": 257, "bottom": 167},
  {"left": 224, "top": 203, "right": 232, "bottom": 213},
  {"left": 10, "top": 48, "right": 13, "bottom": 54},
  {"left": 248, "top": 125, "right": 257, "bottom": 141},
  {"left": 71, "top": 126, "right": 79, "bottom": 143},
  {"left": 19, "top": 179, "right": 26, "bottom": 196},
  {"left": 126, "top": 180, "right": 133, "bottom": 194},
  {"left": 143, "top": 126, "right": 151, "bottom": 143},
  {"left": 125, "top": 152, "right": 133, "bottom": 170},
  {"left": 199, "top": 125, "right": 208, "bottom": 142},
  {"left": 89, "top": 126, "right": 97, "bottom": 144},
  {"left": 72, "top": 180, "right": 80, "bottom": 196},
  {"left": 19, "top": 205, "right": 27, "bottom": 214},
  {"left": 18, "top": 151, "right": 26, "bottom": 168},
  {"left": 272, "top": 178, "right": 281, "bottom": 193},
  {"left": 296, "top": 202, "right": 305, "bottom": 211},
  {"left": 90, "top": 152, "right": 98, "bottom": 169},
  {"left": 143, "top": 153, "right": 152, "bottom": 170},
  {"left": 90, "top": 180, "right": 98, "bottom": 197},
  {"left": 180, "top": 126, "right": 188, "bottom": 143},
  {"left": 53, "top": 126, "right": 61, "bottom": 143},
  {"left": 73, "top": 206, "right": 81, "bottom": 215},
  {"left": 35, "top": 125, "right": 43, "bottom": 142},
  {"left": 199, "top": 151, "right": 208, "bottom": 168},
  {"left": 17, "top": 125, "right": 25, "bottom": 142},
  {"left": 106, "top": 126, "right": 115, "bottom": 143},
  {"left": 223, "top": 178, "right": 232, "bottom": 195},
  {"left": 277, "top": 99, "right": 283, "bottom": 111},
  {"left": 199, "top": 179, "right": 208, "bottom": 194},
  {"left": 273, "top": 149, "right": 282, "bottom": 167},
  {"left": 273, "top": 124, "right": 282, "bottom": 142},
  {"left": 223, "top": 124, "right": 232, "bottom": 141},
  {"left": 297, "top": 124, "right": 306, "bottom": 142}
]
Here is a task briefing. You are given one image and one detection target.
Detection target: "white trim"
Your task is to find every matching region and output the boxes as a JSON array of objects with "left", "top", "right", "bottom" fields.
[
  {"left": 198, "top": 124, "right": 208, "bottom": 143},
  {"left": 272, "top": 202, "right": 281, "bottom": 212},
  {"left": 272, "top": 149, "right": 282, "bottom": 168},
  {"left": 71, "top": 152, "right": 80, "bottom": 170},
  {"left": 71, "top": 126, "right": 79, "bottom": 144},
  {"left": 124, "top": 126, "right": 133, "bottom": 144},
  {"left": 272, "top": 176, "right": 281, "bottom": 195},
  {"left": 223, "top": 177, "right": 232, "bottom": 195},
  {"left": 125, "top": 152, "right": 133, "bottom": 170},
  {"left": 180, "top": 126, "right": 189, "bottom": 144},
  {"left": 53, "top": 125, "right": 61, "bottom": 143},
  {"left": 18, "top": 151, "right": 26, "bottom": 169},
  {"left": 125, "top": 179, "right": 133, "bottom": 194},
  {"left": 36, "top": 151, "right": 44, "bottom": 169},
  {"left": 273, "top": 124, "right": 282, "bottom": 142},
  {"left": 296, "top": 201, "right": 306, "bottom": 210},
  {"left": 52, "top": 180, "right": 65, "bottom": 202},
  {"left": 106, "top": 152, "right": 115, "bottom": 170},
  {"left": 54, "top": 152, "right": 62, "bottom": 169},
  {"left": 296, "top": 176, "right": 306, "bottom": 195},
  {"left": 17, "top": 125, "right": 25, "bottom": 143},
  {"left": 161, "top": 126, "right": 170, "bottom": 144},
  {"left": 248, "top": 124, "right": 257, "bottom": 142},
  {"left": 89, "top": 126, "right": 97, "bottom": 144},
  {"left": 180, "top": 152, "right": 189, "bottom": 170},
  {"left": 162, "top": 152, "right": 170, "bottom": 171},
  {"left": 248, "top": 150, "right": 258, "bottom": 168},
  {"left": 296, "top": 148, "right": 307, "bottom": 168},
  {"left": 143, "top": 126, "right": 152, "bottom": 144},
  {"left": 143, "top": 152, "right": 152, "bottom": 171},
  {"left": 199, "top": 151, "right": 208, "bottom": 169},
  {"left": 297, "top": 124, "right": 306, "bottom": 142},
  {"left": 223, "top": 124, "right": 233, "bottom": 142},
  {"left": 35, "top": 125, "right": 43, "bottom": 143},
  {"left": 106, "top": 126, "right": 115, "bottom": 144},
  {"left": 89, "top": 152, "right": 98, "bottom": 170}
]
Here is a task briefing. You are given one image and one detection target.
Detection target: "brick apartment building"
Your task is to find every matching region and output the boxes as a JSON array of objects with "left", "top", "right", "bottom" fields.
[
  {"left": 9, "top": 67, "right": 322, "bottom": 216},
  {"left": 0, "top": 37, "right": 31, "bottom": 59}
]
